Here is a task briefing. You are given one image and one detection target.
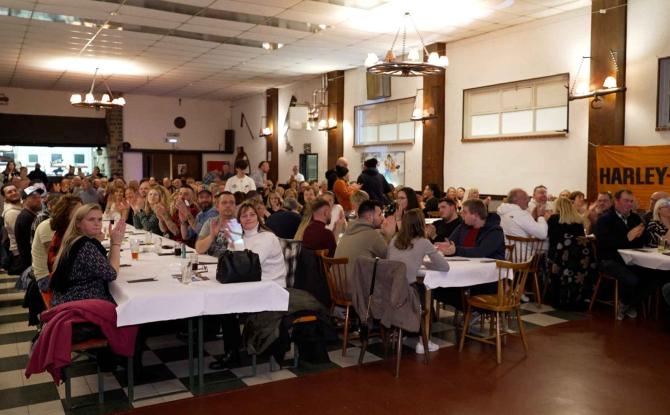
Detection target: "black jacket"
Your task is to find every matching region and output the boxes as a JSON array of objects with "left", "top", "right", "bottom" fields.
[
  {"left": 325, "top": 168, "right": 338, "bottom": 191},
  {"left": 423, "top": 197, "right": 439, "bottom": 215},
  {"left": 266, "top": 210, "right": 301, "bottom": 240},
  {"left": 594, "top": 207, "right": 647, "bottom": 263},
  {"left": 27, "top": 169, "right": 48, "bottom": 184},
  {"left": 448, "top": 213, "right": 505, "bottom": 259},
  {"left": 356, "top": 168, "right": 392, "bottom": 204}
]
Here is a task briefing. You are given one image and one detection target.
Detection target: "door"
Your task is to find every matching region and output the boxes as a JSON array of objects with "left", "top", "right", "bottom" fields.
[
  {"left": 172, "top": 153, "right": 201, "bottom": 179},
  {"left": 143, "top": 152, "right": 171, "bottom": 180},
  {"left": 299, "top": 153, "right": 318, "bottom": 182}
]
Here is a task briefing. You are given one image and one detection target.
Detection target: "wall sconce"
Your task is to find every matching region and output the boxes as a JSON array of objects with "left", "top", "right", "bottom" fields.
[
  {"left": 568, "top": 50, "right": 626, "bottom": 108},
  {"left": 259, "top": 115, "right": 272, "bottom": 137},
  {"left": 410, "top": 88, "right": 437, "bottom": 122}
]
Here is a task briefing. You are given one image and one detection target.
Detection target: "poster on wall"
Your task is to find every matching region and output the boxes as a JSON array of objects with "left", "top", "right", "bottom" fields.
[
  {"left": 360, "top": 151, "right": 405, "bottom": 187},
  {"left": 596, "top": 144, "right": 670, "bottom": 210}
]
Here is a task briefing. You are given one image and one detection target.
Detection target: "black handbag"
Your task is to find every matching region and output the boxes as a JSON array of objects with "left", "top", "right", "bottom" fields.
[{"left": 216, "top": 249, "right": 262, "bottom": 284}]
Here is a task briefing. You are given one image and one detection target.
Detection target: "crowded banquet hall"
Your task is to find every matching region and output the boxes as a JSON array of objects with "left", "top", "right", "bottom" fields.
[{"left": 1, "top": 0, "right": 670, "bottom": 413}]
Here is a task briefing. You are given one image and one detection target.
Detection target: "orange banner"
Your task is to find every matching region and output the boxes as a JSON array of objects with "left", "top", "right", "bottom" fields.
[{"left": 596, "top": 145, "right": 670, "bottom": 210}]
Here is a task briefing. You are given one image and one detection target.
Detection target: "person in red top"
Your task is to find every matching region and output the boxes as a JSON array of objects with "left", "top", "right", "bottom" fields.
[
  {"left": 170, "top": 186, "right": 200, "bottom": 243},
  {"left": 301, "top": 198, "right": 337, "bottom": 257},
  {"left": 332, "top": 165, "right": 360, "bottom": 212}
]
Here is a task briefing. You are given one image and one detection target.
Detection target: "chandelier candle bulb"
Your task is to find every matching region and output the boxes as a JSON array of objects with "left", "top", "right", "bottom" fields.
[{"left": 603, "top": 76, "right": 617, "bottom": 89}]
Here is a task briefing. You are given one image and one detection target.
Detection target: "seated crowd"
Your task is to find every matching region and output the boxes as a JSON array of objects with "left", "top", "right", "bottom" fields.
[{"left": 3, "top": 156, "right": 670, "bottom": 374}]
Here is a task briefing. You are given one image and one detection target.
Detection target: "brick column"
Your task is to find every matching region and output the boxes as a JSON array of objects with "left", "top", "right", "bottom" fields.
[{"left": 105, "top": 105, "right": 124, "bottom": 177}]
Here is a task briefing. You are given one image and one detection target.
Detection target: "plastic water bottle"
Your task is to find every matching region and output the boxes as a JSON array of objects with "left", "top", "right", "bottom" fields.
[{"left": 180, "top": 242, "right": 186, "bottom": 259}]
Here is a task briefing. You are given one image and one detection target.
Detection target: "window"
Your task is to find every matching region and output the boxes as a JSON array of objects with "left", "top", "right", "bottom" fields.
[
  {"left": 463, "top": 74, "right": 569, "bottom": 141},
  {"left": 74, "top": 154, "right": 85, "bottom": 164},
  {"left": 28, "top": 154, "right": 38, "bottom": 163},
  {"left": 657, "top": 57, "right": 670, "bottom": 130},
  {"left": 354, "top": 97, "right": 415, "bottom": 146}
]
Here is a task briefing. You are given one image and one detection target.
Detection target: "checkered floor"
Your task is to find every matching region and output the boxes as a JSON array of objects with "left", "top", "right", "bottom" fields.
[{"left": 0, "top": 273, "right": 586, "bottom": 414}]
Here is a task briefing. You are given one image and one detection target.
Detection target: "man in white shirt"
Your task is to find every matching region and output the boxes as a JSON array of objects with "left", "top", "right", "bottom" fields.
[
  {"left": 527, "top": 184, "right": 554, "bottom": 213},
  {"left": 497, "top": 187, "right": 551, "bottom": 247},
  {"left": 223, "top": 159, "right": 256, "bottom": 194},
  {"left": 1, "top": 184, "right": 23, "bottom": 274},
  {"left": 289, "top": 165, "right": 305, "bottom": 183}
]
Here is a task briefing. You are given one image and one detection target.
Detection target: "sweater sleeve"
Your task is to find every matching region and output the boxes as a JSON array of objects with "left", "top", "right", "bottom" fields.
[
  {"left": 333, "top": 179, "right": 353, "bottom": 210},
  {"left": 421, "top": 239, "right": 450, "bottom": 272},
  {"left": 518, "top": 211, "right": 548, "bottom": 239}
]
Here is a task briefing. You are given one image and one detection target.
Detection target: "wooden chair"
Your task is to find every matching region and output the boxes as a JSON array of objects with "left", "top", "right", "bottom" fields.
[
  {"left": 505, "top": 235, "right": 544, "bottom": 306},
  {"left": 459, "top": 260, "right": 532, "bottom": 364},
  {"left": 38, "top": 293, "right": 135, "bottom": 407},
  {"left": 587, "top": 236, "right": 620, "bottom": 319},
  {"left": 427, "top": 211, "right": 441, "bottom": 218},
  {"left": 318, "top": 253, "right": 355, "bottom": 356}
]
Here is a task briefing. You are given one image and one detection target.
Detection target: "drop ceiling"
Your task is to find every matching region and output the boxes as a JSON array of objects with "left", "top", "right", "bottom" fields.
[{"left": 0, "top": 0, "right": 590, "bottom": 101}]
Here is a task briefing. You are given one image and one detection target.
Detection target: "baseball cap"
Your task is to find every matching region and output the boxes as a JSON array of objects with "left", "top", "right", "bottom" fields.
[{"left": 21, "top": 186, "right": 45, "bottom": 198}]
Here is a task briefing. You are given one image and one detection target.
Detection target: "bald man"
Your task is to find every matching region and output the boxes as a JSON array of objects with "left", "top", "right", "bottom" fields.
[
  {"left": 643, "top": 191, "right": 670, "bottom": 223},
  {"left": 325, "top": 157, "right": 348, "bottom": 191}
]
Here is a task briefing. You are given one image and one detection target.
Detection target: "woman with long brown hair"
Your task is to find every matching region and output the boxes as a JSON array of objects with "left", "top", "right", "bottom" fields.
[{"left": 387, "top": 208, "right": 449, "bottom": 284}]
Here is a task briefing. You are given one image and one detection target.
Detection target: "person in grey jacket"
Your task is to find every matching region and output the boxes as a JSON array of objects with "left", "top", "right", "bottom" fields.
[{"left": 335, "top": 200, "right": 391, "bottom": 277}]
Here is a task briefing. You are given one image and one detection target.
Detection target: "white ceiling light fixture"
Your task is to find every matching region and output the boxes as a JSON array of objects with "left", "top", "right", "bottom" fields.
[
  {"left": 70, "top": 68, "right": 125, "bottom": 110},
  {"left": 364, "top": 12, "right": 449, "bottom": 77}
]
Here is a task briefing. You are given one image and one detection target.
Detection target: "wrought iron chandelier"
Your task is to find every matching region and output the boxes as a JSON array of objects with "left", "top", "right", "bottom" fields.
[
  {"left": 568, "top": 49, "right": 626, "bottom": 108},
  {"left": 364, "top": 12, "right": 448, "bottom": 77},
  {"left": 70, "top": 68, "right": 125, "bottom": 110}
]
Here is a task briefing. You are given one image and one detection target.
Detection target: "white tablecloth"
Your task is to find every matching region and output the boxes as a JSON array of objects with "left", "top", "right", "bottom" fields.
[
  {"left": 422, "top": 257, "right": 499, "bottom": 289},
  {"left": 618, "top": 248, "right": 670, "bottom": 271},
  {"left": 108, "top": 227, "right": 289, "bottom": 326}
]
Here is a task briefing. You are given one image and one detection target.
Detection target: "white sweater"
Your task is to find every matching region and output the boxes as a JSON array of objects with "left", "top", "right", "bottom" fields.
[
  {"left": 241, "top": 227, "right": 287, "bottom": 288},
  {"left": 497, "top": 203, "right": 548, "bottom": 240}
]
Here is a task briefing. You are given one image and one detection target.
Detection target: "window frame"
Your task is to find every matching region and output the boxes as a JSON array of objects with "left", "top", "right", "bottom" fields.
[
  {"left": 656, "top": 56, "right": 670, "bottom": 131},
  {"left": 354, "top": 97, "right": 415, "bottom": 147},
  {"left": 461, "top": 73, "right": 570, "bottom": 143}
]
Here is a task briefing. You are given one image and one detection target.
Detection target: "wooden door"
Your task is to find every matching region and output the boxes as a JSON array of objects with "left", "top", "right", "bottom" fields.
[
  {"left": 143, "top": 152, "right": 171, "bottom": 180},
  {"left": 172, "top": 153, "right": 201, "bottom": 179}
]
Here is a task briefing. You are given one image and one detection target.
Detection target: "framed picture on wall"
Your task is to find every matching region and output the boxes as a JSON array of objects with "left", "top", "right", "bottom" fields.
[
  {"left": 360, "top": 150, "right": 405, "bottom": 187},
  {"left": 657, "top": 57, "right": 670, "bottom": 130}
]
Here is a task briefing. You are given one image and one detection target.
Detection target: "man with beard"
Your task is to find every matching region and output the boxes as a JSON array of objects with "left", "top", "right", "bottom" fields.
[
  {"left": 195, "top": 192, "right": 238, "bottom": 257},
  {"left": 181, "top": 189, "right": 218, "bottom": 245},
  {"left": 301, "top": 198, "right": 336, "bottom": 257},
  {"left": 1, "top": 184, "right": 24, "bottom": 274},
  {"left": 15, "top": 186, "right": 45, "bottom": 274}
]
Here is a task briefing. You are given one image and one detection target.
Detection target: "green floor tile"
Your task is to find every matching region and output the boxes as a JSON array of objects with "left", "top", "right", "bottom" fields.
[
  {"left": 0, "top": 288, "right": 19, "bottom": 294},
  {"left": 0, "top": 330, "right": 37, "bottom": 345},
  {"left": 289, "top": 360, "right": 339, "bottom": 376},
  {"left": 0, "top": 299, "right": 24, "bottom": 308},
  {"left": 114, "top": 363, "right": 177, "bottom": 387},
  {"left": 0, "top": 354, "right": 29, "bottom": 372},
  {"left": 545, "top": 310, "right": 588, "bottom": 321},
  {"left": 0, "top": 278, "right": 18, "bottom": 284},
  {"left": 184, "top": 371, "right": 246, "bottom": 395},
  {"left": 0, "top": 313, "right": 28, "bottom": 324},
  {"left": 0, "top": 382, "right": 60, "bottom": 410}
]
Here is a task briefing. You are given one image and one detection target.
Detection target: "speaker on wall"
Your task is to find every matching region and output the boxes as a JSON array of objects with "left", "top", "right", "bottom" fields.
[{"left": 223, "top": 129, "right": 234, "bottom": 153}]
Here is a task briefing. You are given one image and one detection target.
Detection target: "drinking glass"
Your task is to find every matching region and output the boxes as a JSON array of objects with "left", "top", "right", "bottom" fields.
[
  {"left": 190, "top": 252, "right": 199, "bottom": 271},
  {"left": 144, "top": 231, "right": 153, "bottom": 245},
  {"left": 181, "top": 260, "right": 192, "bottom": 284},
  {"left": 130, "top": 239, "right": 140, "bottom": 260}
]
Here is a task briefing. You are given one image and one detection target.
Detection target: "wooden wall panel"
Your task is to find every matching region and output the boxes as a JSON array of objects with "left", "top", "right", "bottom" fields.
[
  {"left": 587, "top": 0, "right": 627, "bottom": 200},
  {"left": 422, "top": 42, "right": 446, "bottom": 191},
  {"left": 266, "top": 88, "right": 279, "bottom": 183},
  {"left": 327, "top": 70, "right": 345, "bottom": 169}
]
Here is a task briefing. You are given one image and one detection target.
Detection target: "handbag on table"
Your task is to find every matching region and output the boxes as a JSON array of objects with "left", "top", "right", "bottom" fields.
[{"left": 216, "top": 249, "right": 262, "bottom": 284}]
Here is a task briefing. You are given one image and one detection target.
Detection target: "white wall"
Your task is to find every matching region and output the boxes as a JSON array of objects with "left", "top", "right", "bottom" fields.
[
  {"left": 123, "top": 94, "right": 230, "bottom": 151},
  {"left": 0, "top": 86, "right": 105, "bottom": 118},
  {"left": 625, "top": 0, "right": 670, "bottom": 145},
  {"left": 343, "top": 68, "right": 423, "bottom": 189},
  {"left": 443, "top": 8, "right": 592, "bottom": 196},
  {"left": 278, "top": 76, "right": 328, "bottom": 183},
  {"left": 229, "top": 94, "right": 267, "bottom": 173},
  {"left": 123, "top": 152, "right": 143, "bottom": 182}
]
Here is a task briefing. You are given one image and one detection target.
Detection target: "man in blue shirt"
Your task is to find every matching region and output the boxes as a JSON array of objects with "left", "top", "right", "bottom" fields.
[{"left": 180, "top": 189, "right": 218, "bottom": 243}]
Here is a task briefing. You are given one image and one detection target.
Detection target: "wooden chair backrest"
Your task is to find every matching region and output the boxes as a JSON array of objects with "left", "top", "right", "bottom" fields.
[
  {"left": 318, "top": 254, "right": 350, "bottom": 306},
  {"left": 427, "top": 211, "right": 440, "bottom": 218},
  {"left": 495, "top": 259, "right": 533, "bottom": 309},
  {"left": 505, "top": 234, "right": 544, "bottom": 268},
  {"left": 505, "top": 244, "right": 515, "bottom": 262}
]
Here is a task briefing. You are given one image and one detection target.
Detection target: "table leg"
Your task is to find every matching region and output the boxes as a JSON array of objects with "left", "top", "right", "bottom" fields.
[
  {"left": 198, "top": 316, "right": 204, "bottom": 390},
  {"left": 188, "top": 318, "right": 194, "bottom": 391},
  {"left": 424, "top": 288, "right": 433, "bottom": 341}
]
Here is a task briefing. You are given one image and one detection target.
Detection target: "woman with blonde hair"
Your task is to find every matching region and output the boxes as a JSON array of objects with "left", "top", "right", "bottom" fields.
[
  {"left": 50, "top": 204, "right": 125, "bottom": 306},
  {"left": 646, "top": 197, "right": 670, "bottom": 247},
  {"left": 105, "top": 185, "right": 129, "bottom": 222},
  {"left": 135, "top": 186, "right": 168, "bottom": 234},
  {"left": 266, "top": 191, "right": 283, "bottom": 215},
  {"left": 546, "top": 197, "right": 594, "bottom": 310}
]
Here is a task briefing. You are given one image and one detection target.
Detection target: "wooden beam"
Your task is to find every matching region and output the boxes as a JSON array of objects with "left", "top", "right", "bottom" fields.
[
  {"left": 266, "top": 87, "right": 279, "bottom": 183},
  {"left": 327, "top": 70, "right": 345, "bottom": 169},
  {"left": 587, "top": 0, "right": 627, "bottom": 200},
  {"left": 422, "top": 42, "right": 446, "bottom": 191}
]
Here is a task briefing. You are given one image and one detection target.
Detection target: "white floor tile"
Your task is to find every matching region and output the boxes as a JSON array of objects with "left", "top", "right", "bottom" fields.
[
  {"left": 141, "top": 350, "right": 162, "bottom": 367},
  {"left": 233, "top": 363, "right": 296, "bottom": 386},
  {"left": 123, "top": 384, "right": 154, "bottom": 400},
  {"left": 56, "top": 376, "right": 91, "bottom": 399},
  {"left": 27, "top": 400, "right": 64, "bottom": 415},
  {"left": 521, "top": 313, "right": 566, "bottom": 327},
  {"left": 0, "top": 293, "right": 24, "bottom": 302},
  {"left": 130, "top": 396, "right": 164, "bottom": 408},
  {"left": 520, "top": 303, "right": 555, "bottom": 313},
  {"left": 151, "top": 379, "right": 186, "bottom": 395},
  {"left": 82, "top": 373, "right": 121, "bottom": 393},
  {"left": 145, "top": 335, "right": 184, "bottom": 350},
  {"left": 0, "top": 369, "right": 24, "bottom": 390},
  {"left": 21, "top": 371, "right": 52, "bottom": 387},
  {"left": 0, "top": 343, "right": 19, "bottom": 358},
  {"left": 0, "top": 306, "right": 25, "bottom": 316},
  {"left": 328, "top": 347, "right": 381, "bottom": 368},
  {"left": 160, "top": 391, "right": 193, "bottom": 403},
  {"left": 16, "top": 342, "right": 30, "bottom": 355},
  {"left": 0, "top": 406, "right": 29, "bottom": 415}
]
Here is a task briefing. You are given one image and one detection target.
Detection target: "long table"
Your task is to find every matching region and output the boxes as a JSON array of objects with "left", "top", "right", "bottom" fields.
[
  {"left": 618, "top": 248, "right": 670, "bottom": 271},
  {"left": 107, "top": 226, "right": 289, "bottom": 391},
  {"left": 422, "top": 257, "right": 499, "bottom": 289}
]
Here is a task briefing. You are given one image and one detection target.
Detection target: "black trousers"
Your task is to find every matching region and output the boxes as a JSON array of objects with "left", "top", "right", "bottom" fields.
[
  {"left": 599, "top": 260, "right": 656, "bottom": 306},
  {"left": 432, "top": 281, "right": 498, "bottom": 311},
  {"left": 205, "top": 315, "right": 241, "bottom": 354}
]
